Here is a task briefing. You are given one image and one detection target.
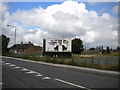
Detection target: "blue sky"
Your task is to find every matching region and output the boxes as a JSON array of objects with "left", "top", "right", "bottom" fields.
[
  {"left": 85, "top": 2, "right": 118, "bottom": 16},
  {"left": 6, "top": 2, "right": 118, "bottom": 16},
  {"left": 7, "top": 2, "right": 62, "bottom": 13}
]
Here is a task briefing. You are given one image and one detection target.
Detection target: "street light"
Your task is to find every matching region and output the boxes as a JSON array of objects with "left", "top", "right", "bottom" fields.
[{"left": 7, "top": 25, "right": 16, "bottom": 45}]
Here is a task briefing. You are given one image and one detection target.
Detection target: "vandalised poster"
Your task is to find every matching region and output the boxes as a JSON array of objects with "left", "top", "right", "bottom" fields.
[{"left": 45, "top": 38, "right": 71, "bottom": 52}]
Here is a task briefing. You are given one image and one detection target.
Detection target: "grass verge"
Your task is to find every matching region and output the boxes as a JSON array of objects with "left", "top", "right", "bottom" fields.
[{"left": 3, "top": 53, "right": 119, "bottom": 71}]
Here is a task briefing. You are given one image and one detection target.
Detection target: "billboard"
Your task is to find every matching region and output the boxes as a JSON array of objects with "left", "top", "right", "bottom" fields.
[{"left": 45, "top": 38, "right": 71, "bottom": 52}]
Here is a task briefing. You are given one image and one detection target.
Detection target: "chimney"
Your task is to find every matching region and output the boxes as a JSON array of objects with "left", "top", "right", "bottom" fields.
[
  {"left": 21, "top": 42, "right": 23, "bottom": 44},
  {"left": 29, "top": 41, "right": 31, "bottom": 44}
]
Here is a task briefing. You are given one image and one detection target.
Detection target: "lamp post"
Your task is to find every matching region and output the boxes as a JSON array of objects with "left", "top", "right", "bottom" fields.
[{"left": 7, "top": 25, "right": 16, "bottom": 45}]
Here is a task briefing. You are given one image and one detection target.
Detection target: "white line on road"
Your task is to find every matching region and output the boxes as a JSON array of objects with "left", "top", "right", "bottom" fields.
[
  {"left": 13, "top": 66, "right": 21, "bottom": 69},
  {"left": 42, "top": 77, "right": 51, "bottom": 80},
  {"left": 9, "top": 64, "right": 16, "bottom": 67},
  {"left": 21, "top": 68, "right": 29, "bottom": 71},
  {"left": 35, "top": 74, "right": 42, "bottom": 77},
  {"left": 25, "top": 70, "right": 37, "bottom": 74},
  {"left": 0, "top": 83, "right": 4, "bottom": 85},
  {"left": 4, "top": 63, "right": 11, "bottom": 65},
  {"left": 55, "top": 78, "right": 92, "bottom": 90}
]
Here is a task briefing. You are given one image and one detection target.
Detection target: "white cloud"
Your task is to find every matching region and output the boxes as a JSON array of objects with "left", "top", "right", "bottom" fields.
[
  {"left": 81, "top": 31, "right": 99, "bottom": 43},
  {"left": 23, "top": 28, "right": 49, "bottom": 45},
  {"left": 111, "top": 5, "right": 118, "bottom": 14},
  {"left": 2, "top": 1, "right": 118, "bottom": 48}
]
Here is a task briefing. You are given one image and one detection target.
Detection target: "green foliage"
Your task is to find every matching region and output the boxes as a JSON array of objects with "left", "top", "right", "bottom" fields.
[
  {"left": 106, "top": 46, "right": 110, "bottom": 54},
  {"left": 89, "top": 47, "right": 95, "bottom": 50},
  {"left": 117, "top": 46, "right": 120, "bottom": 51},
  {"left": 4, "top": 53, "right": 119, "bottom": 71},
  {"left": 0, "top": 35, "right": 10, "bottom": 55},
  {"left": 72, "top": 38, "right": 83, "bottom": 54}
]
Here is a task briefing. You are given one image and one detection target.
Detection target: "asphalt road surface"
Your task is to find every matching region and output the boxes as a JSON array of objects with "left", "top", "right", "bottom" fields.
[{"left": 1, "top": 57, "right": 119, "bottom": 89}]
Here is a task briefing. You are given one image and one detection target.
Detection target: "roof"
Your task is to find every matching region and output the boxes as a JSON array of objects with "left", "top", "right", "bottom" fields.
[
  {"left": 9, "top": 43, "right": 43, "bottom": 51},
  {"left": 9, "top": 43, "right": 34, "bottom": 50},
  {"left": 35, "top": 46, "right": 42, "bottom": 50}
]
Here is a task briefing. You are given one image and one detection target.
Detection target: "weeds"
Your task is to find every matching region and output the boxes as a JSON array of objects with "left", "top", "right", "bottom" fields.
[{"left": 3, "top": 53, "right": 119, "bottom": 71}]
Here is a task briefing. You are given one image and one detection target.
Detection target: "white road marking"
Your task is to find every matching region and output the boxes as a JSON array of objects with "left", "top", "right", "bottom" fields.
[
  {"left": 0, "top": 83, "right": 4, "bottom": 85},
  {"left": 55, "top": 78, "right": 92, "bottom": 90},
  {"left": 25, "top": 70, "right": 37, "bottom": 74},
  {"left": 42, "top": 77, "right": 51, "bottom": 80},
  {"left": 21, "top": 68, "right": 29, "bottom": 71},
  {"left": 4, "top": 63, "right": 11, "bottom": 65},
  {"left": 13, "top": 66, "right": 21, "bottom": 69},
  {"left": 35, "top": 74, "right": 42, "bottom": 77},
  {"left": 9, "top": 64, "right": 16, "bottom": 67}
]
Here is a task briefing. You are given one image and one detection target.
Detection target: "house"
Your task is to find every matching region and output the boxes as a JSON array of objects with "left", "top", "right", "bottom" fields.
[{"left": 9, "top": 42, "right": 42, "bottom": 55}]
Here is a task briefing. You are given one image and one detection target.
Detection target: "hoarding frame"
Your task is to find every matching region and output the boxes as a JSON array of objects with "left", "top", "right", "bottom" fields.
[
  {"left": 43, "top": 38, "right": 72, "bottom": 57},
  {"left": 45, "top": 38, "right": 72, "bottom": 52}
]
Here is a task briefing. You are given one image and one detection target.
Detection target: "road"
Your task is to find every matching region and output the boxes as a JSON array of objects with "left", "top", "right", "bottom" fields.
[{"left": 1, "top": 57, "right": 119, "bottom": 89}]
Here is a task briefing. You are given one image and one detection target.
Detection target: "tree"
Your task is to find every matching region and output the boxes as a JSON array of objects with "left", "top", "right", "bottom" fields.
[
  {"left": 106, "top": 46, "right": 110, "bottom": 54},
  {"left": 0, "top": 35, "right": 10, "bottom": 55},
  {"left": 117, "top": 46, "right": 120, "bottom": 51},
  {"left": 89, "top": 47, "right": 95, "bottom": 50},
  {"left": 72, "top": 38, "right": 83, "bottom": 54}
]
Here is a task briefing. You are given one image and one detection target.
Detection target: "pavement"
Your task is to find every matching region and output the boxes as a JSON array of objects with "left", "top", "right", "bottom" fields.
[
  {"left": 1, "top": 56, "right": 120, "bottom": 78},
  {"left": 1, "top": 56, "right": 119, "bottom": 89}
]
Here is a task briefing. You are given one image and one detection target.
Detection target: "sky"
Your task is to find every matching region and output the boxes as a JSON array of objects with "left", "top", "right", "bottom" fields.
[{"left": 1, "top": 0, "right": 119, "bottom": 49}]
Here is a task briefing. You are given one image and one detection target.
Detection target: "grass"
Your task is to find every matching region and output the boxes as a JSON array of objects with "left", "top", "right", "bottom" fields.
[{"left": 3, "top": 53, "right": 119, "bottom": 71}]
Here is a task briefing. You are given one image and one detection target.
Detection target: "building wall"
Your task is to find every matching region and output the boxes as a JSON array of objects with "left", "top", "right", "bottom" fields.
[
  {"left": 24, "top": 45, "right": 42, "bottom": 54},
  {"left": 9, "top": 45, "right": 42, "bottom": 55}
]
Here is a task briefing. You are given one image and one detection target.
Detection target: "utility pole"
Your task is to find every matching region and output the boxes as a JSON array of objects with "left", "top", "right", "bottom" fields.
[{"left": 7, "top": 25, "right": 16, "bottom": 45}]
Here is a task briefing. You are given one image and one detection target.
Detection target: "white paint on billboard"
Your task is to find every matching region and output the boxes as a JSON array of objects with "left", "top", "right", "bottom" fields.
[{"left": 45, "top": 38, "right": 71, "bottom": 52}]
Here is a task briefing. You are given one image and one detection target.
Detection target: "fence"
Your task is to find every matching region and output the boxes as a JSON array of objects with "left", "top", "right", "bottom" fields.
[{"left": 72, "top": 55, "right": 119, "bottom": 66}]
